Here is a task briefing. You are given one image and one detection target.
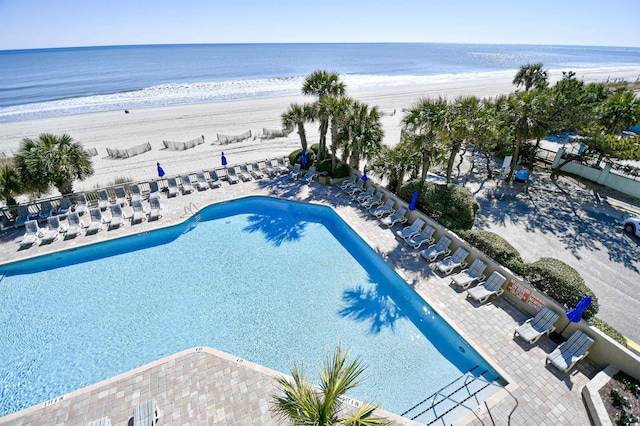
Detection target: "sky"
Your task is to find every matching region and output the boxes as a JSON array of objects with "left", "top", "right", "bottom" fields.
[{"left": 1, "top": 0, "right": 639, "bottom": 50}]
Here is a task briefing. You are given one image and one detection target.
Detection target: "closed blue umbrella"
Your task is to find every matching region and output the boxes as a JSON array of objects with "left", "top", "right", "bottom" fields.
[
  {"left": 221, "top": 152, "right": 227, "bottom": 166},
  {"left": 301, "top": 149, "right": 307, "bottom": 166},
  {"left": 408, "top": 191, "right": 419, "bottom": 211},
  {"left": 566, "top": 296, "right": 592, "bottom": 322},
  {"left": 156, "top": 162, "right": 165, "bottom": 178},
  {"left": 361, "top": 166, "right": 367, "bottom": 181}
]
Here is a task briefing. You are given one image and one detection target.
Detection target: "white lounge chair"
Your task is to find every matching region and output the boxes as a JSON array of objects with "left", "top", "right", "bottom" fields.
[
  {"left": 338, "top": 173, "right": 358, "bottom": 191},
  {"left": 264, "top": 160, "right": 279, "bottom": 177},
  {"left": 149, "top": 196, "right": 163, "bottom": 221},
  {"left": 181, "top": 175, "right": 195, "bottom": 194},
  {"left": 420, "top": 236, "right": 452, "bottom": 262},
  {"left": 97, "top": 189, "right": 111, "bottom": 210},
  {"left": 238, "top": 164, "right": 253, "bottom": 181},
  {"left": 514, "top": 306, "right": 560, "bottom": 344},
  {"left": 381, "top": 206, "right": 408, "bottom": 227},
  {"left": 14, "top": 205, "right": 35, "bottom": 227},
  {"left": 302, "top": 165, "right": 317, "bottom": 183},
  {"left": 129, "top": 184, "right": 143, "bottom": 204},
  {"left": 133, "top": 399, "right": 159, "bottom": 426},
  {"left": 65, "top": 212, "right": 84, "bottom": 238},
  {"left": 226, "top": 167, "right": 240, "bottom": 184},
  {"left": 288, "top": 163, "right": 301, "bottom": 180},
  {"left": 250, "top": 162, "right": 265, "bottom": 179},
  {"left": 108, "top": 203, "right": 125, "bottom": 229},
  {"left": 41, "top": 216, "right": 63, "bottom": 244},
  {"left": 87, "top": 416, "right": 112, "bottom": 426},
  {"left": 131, "top": 199, "right": 147, "bottom": 223},
  {"left": 149, "top": 181, "right": 160, "bottom": 198},
  {"left": 114, "top": 186, "right": 128, "bottom": 206},
  {"left": 195, "top": 172, "right": 209, "bottom": 191},
  {"left": 434, "top": 247, "right": 470, "bottom": 275},
  {"left": 86, "top": 208, "right": 103, "bottom": 234},
  {"left": 404, "top": 225, "right": 436, "bottom": 249},
  {"left": 467, "top": 271, "right": 506, "bottom": 304},
  {"left": 396, "top": 218, "right": 425, "bottom": 240},
  {"left": 353, "top": 185, "right": 375, "bottom": 203},
  {"left": 344, "top": 179, "right": 365, "bottom": 195},
  {"left": 208, "top": 170, "right": 223, "bottom": 188},
  {"left": 360, "top": 191, "right": 384, "bottom": 209},
  {"left": 546, "top": 330, "right": 594, "bottom": 373},
  {"left": 57, "top": 196, "right": 75, "bottom": 218},
  {"left": 370, "top": 199, "right": 395, "bottom": 218},
  {"left": 167, "top": 177, "right": 180, "bottom": 197},
  {"left": 276, "top": 158, "right": 289, "bottom": 174},
  {"left": 451, "top": 259, "right": 488, "bottom": 289},
  {"left": 75, "top": 193, "right": 89, "bottom": 216},
  {"left": 20, "top": 220, "right": 42, "bottom": 248},
  {"left": 37, "top": 200, "right": 56, "bottom": 222}
]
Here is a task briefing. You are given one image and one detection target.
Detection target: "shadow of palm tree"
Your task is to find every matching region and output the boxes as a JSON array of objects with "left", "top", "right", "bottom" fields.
[
  {"left": 243, "top": 213, "right": 307, "bottom": 246},
  {"left": 339, "top": 281, "right": 403, "bottom": 334}
]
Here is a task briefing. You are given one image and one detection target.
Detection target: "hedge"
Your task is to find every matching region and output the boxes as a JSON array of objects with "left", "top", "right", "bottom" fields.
[
  {"left": 457, "top": 229, "right": 525, "bottom": 274},
  {"left": 397, "top": 180, "right": 480, "bottom": 230},
  {"left": 590, "top": 317, "right": 627, "bottom": 347},
  {"left": 523, "top": 257, "right": 599, "bottom": 320},
  {"left": 288, "top": 148, "right": 316, "bottom": 170}
]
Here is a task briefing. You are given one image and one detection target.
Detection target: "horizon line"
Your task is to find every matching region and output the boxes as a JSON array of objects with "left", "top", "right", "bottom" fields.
[{"left": 2, "top": 40, "right": 640, "bottom": 53}]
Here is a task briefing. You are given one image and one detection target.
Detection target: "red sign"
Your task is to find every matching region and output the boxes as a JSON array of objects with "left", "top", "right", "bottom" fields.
[{"left": 506, "top": 278, "right": 546, "bottom": 311}]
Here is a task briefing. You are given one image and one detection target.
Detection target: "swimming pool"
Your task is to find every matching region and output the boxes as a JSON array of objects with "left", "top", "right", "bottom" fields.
[{"left": 0, "top": 196, "right": 501, "bottom": 417}]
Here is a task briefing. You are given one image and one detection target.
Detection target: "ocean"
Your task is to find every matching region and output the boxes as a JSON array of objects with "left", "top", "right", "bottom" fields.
[{"left": 0, "top": 43, "right": 639, "bottom": 122}]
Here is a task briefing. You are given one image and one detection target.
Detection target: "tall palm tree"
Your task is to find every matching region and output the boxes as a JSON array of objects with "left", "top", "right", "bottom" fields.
[
  {"left": 282, "top": 103, "right": 314, "bottom": 152},
  {"left": 445, "top": 96, "right": 479, "bottom": 183},
  {"left": 302, "top": 70, "right": 346, "bottom": 161},
  {"left": 0, "top": 163, "right": 23, "bottom": 206},
  {"left": 323, "top": 96, "right": 353, "bottom": 173},
  {"left": 402, "top": 97, "right": 449, "bottom": 186},
  {"left": 504, "top": 90, "right": 549, "bottom": 181},
  {"left": 270, "top": 344, "right": 394, "bottom": 426},
  {"left": 341, "top": 101, "right": 384, "bottom": 169},
  {"left": 512, "top": 63, "right": 549, "bottom": 91},
  {"left": 369, "top": 139, "right": 421, "bottom": 192},
  {"left": 15, "top": 133, "right": 94, "bottom": 195}
]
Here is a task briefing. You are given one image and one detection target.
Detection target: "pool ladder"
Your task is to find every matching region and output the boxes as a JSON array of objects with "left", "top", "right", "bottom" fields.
[
  {"left": 183, "top": 202, "right": 200, "bottom": 220},
  {"left": 400, "top": 366, "right": 518, "bottom": 425}
]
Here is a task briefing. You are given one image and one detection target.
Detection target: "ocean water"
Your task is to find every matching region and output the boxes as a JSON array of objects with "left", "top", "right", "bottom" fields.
[{"left": 0, "top": 43, "right": 639, "bottom": 122}]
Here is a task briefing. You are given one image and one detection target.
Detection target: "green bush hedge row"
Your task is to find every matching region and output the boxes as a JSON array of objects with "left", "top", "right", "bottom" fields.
[
  {"left": 397, "top": 180, "right": 479, "bottom": 231},
  {"left": 522, "top": 257, "right": 599, "bottom": 320},
  {"left": 589, "top": 317, "right": 627, "bottom": 347},
  {"left": 457, "top": 230, "right": 525, "bottom": 274}
]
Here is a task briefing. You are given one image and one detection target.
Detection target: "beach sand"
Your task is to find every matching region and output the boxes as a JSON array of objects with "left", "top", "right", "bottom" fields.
[{"left": 0, "top": 69, "right": 636, "bottom": 196}]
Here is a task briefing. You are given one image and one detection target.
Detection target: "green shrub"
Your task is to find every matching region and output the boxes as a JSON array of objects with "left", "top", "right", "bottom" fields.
[
  {"left": 457, "top": 229, "right": 525, "bottom": 274},
  {"left": 590, "top": 317, "right": 628, "bottom": 347},
  {"left": 288, "top": 148, "right": 316, "bottom": 170},
  {"left": 523, "top": 258, "right": 599, "bottom": 320},
  {"left": 397, "top": 180, "right": 479, "bottom": 230},
  {"left": 315, "top": 158, "right": 351, "bottom": 178}
]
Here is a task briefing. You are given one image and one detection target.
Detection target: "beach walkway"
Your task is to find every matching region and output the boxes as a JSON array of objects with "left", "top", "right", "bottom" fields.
[{"left": 0, "top": 176, "right": 597, "bottom": 425}]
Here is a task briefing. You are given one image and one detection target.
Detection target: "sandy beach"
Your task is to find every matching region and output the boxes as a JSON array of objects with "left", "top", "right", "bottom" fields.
[{"left": 0, "top": 69, "right": 637, "bottom": 196}]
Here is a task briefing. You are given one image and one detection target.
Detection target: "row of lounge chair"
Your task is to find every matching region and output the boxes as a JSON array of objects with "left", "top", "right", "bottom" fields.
[
  {"left": 87, "top": 399, "right": 159, "bottom": 426},
  {"left": 339, "top": 173, "right": 595, "bottom": 373},
  {"left": 19, "top": 198, "right": 163, "bottom": 248},
  {"left": 13, "top": 194, "right": 90, "bottom": 227}
]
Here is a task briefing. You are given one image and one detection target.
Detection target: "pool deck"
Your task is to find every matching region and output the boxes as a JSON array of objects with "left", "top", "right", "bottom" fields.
[{"left": 0, "top": 176, "right": 598, "bottom": 425}]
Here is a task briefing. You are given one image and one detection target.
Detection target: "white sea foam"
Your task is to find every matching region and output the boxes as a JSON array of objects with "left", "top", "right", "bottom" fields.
[{"left": 1, "top": 66, "right": 639, "bottom": 122}]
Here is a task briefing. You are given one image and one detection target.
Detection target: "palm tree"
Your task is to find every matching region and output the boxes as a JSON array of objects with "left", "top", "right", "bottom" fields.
[
  {"left": 302, "top": 70, "right": 346, "bottom": 161},
  {"left": 15, "top": 133, "right": 94, "bottom": 195},
  {"left": 512, "top": 63, "right": 548, "bottom": 91},
  {"left": 341, "top": 101, "right": 384, "bottom": 169},
  {"left": 270, "top": 344, "right": 394, "bottom": 426},
  {"left": 402, "top": 97, "right": 449, "bottom": 186},
  {"left": 597, "top": 88, "right": 640, "bottom": 135},
  {"left": 282, "top": 103, "right": 314, "bottom": 152},
  {"left": 445, "top": 96, "right": 479, "bottom": 183},
  {"left": 369, "top": 139, "right": 421, "bottom": 192},
  {"left": 504, "top": 90, "right": 549, "bottom": 181},
  {"left": 323, "top": 96, "right": 353, "bottom": 173},
  {"left": 0, "top": 163, "right": 23, "bottom": 206}
]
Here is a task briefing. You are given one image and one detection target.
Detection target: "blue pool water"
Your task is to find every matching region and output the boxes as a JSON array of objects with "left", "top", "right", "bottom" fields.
[{"left": 0, "top": 196, "right": 500, "bottom": 417}]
